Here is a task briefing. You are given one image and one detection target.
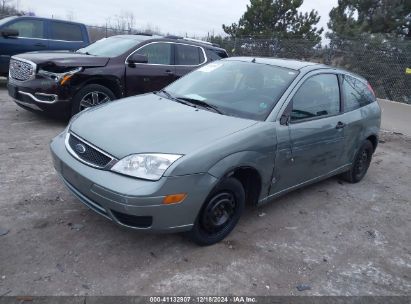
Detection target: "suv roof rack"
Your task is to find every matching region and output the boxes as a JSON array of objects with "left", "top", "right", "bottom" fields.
[
  {"left": 165, "top": 35, "right": 183, "bottom": 40},
  {"left": 134, "top": 32, "right": 153, "bottom": 36},
  {"left": 164, "top": 35, "right": 220, "bottom": 47},
  {"left": 183, "top": 37, "right": 213, "bottom": 46}
]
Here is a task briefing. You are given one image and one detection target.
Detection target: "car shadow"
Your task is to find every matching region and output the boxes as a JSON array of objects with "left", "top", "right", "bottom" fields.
[
  {"left": 58, "top": 174, "right": 345, "bottom": 250},
  {"left": 0, "top": 77, "right": 7, "bottom": 89}
]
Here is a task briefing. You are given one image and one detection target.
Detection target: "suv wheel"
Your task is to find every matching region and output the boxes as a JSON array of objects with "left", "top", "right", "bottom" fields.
[
  {"left": 72, "top": 84, "right": 116, "bottom": 116},
  {"left": 340, "top": 140, "right": 374, "bottom": 183},
  {"left": 188, "top": 177, "right": 245, "bottom": 246}
]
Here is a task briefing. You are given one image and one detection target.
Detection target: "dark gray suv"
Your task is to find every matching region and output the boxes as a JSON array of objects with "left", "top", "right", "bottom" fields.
[{"left": 50, "top": 57, "right": 381, "bottom": 245}]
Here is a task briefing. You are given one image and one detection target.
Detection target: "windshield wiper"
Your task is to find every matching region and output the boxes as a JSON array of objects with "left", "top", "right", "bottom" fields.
[
  {"left": 176, "top": 97, "right": 223, "bottom": 114},
  {"left": 155, "top": 90, "right": 194, "bottom": 107},
  {"left": 76, "top": 50, "right": 92, "bottom": 55}
]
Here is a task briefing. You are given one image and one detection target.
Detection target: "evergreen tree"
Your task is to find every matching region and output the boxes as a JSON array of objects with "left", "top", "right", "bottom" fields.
[
  {"left": 328, "top": 0, "right": 411, "bottom": 39},
  {"left": 223, "top": 0, "right": 323, "bottom": 43},
  {"left": 327, "top": 0, "right": 411, "bottom": 103}
]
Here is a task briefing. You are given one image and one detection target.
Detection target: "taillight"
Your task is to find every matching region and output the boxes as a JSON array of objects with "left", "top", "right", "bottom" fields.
[{"left": 367, "top": 82, "right": 376, "bottom": 98}]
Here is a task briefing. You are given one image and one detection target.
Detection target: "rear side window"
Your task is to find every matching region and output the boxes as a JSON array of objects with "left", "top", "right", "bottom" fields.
[
  {"left": 208, "top": 49, "right": 228, "bottom": 61},
  {"left": 50, "top": 22, "right": 83, "bottom": 41},
  {"left": 342, "top": 74, "right": 375, "bottom": 112},
  {"left": 7, "top": 19, "right": 44, "bottom": 39},
  {"left": 136, "top": 43, "right": 172, "bottom": 65},
  {"left": 175, "top": 44, "right": 204, "bottom": 65},
  {"left": 291, "top": 74, "right": 340, "bottom": 121}
]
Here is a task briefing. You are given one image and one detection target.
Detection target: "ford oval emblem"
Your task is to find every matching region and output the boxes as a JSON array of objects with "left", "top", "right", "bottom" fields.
[{"left": 75, "top": 143, "right": 86, "bottom": 154}]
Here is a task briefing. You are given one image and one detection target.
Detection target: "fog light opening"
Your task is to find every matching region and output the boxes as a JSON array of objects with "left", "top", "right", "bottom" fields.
[{"left": 163, "top": 193, "right": 187, "bottom": 205}]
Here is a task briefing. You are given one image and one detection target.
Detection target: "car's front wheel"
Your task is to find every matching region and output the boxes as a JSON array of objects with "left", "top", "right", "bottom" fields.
[
  {"left": 71, "top": 84, "right": 116, "bottom": 116},
  {"left": 188, "top": 177, "right": 245, "bottom": 246},
  {"left": 340, "top": 140, "right": 374, "bottom": 183}
]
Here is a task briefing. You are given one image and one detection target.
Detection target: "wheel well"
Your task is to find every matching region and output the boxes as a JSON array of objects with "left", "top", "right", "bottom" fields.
[
  {"left": 367, "top": 135, "right": 378, "bottom": 153},
  {"left": 82, "top": 78, "right": 123, "bottom": 99},
  {"left": 229, "top": 167, "right": 262, "bottom": 206}
]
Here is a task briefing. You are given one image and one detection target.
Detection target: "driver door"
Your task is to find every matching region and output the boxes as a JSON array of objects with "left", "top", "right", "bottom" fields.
[{"left": 271, "top": 73, "right": 346, "bottom": 194}]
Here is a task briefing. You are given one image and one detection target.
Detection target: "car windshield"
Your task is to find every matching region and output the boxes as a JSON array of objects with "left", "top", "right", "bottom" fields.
[
  {"left": 165, "top": 60, "right": 299, "bottom": 121},
  {"left": 77, "top": 36, "right": 143, "bottom": 57}
]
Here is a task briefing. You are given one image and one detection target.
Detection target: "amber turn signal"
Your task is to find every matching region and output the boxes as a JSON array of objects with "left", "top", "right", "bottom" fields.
[
  {"left": 163, "top": 193, "right": 187, "bottom": 205},
  {"left": 60, "top": 74, "right": 73, "bottom": 86}
]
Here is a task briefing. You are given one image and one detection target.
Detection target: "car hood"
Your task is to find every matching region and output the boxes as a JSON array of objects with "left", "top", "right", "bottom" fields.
[
  {"left": 69, "top": 93, "right": 258, "bottom": 159},
  {"left": 14, "top": 51, "right": 110, "bottom": 67}
]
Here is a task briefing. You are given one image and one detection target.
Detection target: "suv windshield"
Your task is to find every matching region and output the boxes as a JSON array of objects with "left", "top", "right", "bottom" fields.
[
  {"left": 166, "top": 60, "right": 299, "bottom": 121},
  {"left": 77, "top": 36, "right": 144, "bottom": 57}
]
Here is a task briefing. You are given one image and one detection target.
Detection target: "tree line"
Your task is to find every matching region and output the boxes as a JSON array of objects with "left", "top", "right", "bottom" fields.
[
  {"left": 1, "top": 0, "right": 410, "bottom": 101},
  {"left": 209, "top": 0, "right": 410, "bottom": 103}
]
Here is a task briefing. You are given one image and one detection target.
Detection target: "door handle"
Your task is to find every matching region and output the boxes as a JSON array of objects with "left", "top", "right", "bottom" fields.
[
  {"left": 336, "top": 121, "right": 346, "bottom": 129},
  {"left": 165, "top": 70, "right": 174, "bottom": 76},
  {"left": 35, "top": 43, "right": 47, "bottom": 47}
]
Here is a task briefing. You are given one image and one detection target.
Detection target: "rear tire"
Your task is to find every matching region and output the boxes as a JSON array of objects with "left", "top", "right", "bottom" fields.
[
  {"left": 340, "top": 140, "right": 374, "bottom": 183},
  {"left": 188, "top": 177, "right": 245, "bottom": 246},
  {"left": 71, "top": 84, "right": 116, "bottom": 116}
]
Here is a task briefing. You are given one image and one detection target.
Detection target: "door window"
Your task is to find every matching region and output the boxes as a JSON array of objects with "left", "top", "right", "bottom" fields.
[
  {"left": 136, "top": 43, "right": 172, "bottom": 65},
  {"left": 291, "top": 74, "right": 340, "bottom": 122},
  {"left": 50, "top": 22, "right": 83, "bottom": 41},
  {"left": 7, "top": 19, "right": 44, "bottom": 39},
  {"left": 175, "top": 44, "right": 204, "bottom": 65},
  {"left": 342, "top": 75, "right": 375, "bottom": 112}
]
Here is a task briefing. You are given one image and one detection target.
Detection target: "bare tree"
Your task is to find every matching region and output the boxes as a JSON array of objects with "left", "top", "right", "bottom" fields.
[
  {"left": 66, "top": 10, "right": 75, "bottom": 21},
  {"left": 109, "top": 11, "right": 136, "bottom": 34},
  {"left": 1, "top": 0, "right": 12, "bottom": 14},
  {"left": 0, "top": 0, "right": 23, "bottom": 16},
  {"left": 142, "top": 23, "right": 162, "bottom": 35}
]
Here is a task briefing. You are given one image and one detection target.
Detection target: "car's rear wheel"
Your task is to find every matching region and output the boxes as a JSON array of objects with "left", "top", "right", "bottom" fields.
[
  {"left": 71, "top": 84, "right": 116, "bottom": 116},
  {"left": 340, "top": 140, "right": 374, "bottom": 183},
  {"left": 188, "top": 177, "right": 245, "bottom": 246}
]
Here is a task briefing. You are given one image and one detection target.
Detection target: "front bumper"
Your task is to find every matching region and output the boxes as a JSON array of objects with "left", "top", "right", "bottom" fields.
[
  {"left": 7, "top": 77, "right": 72, "bottom": 114},
  {"left": 50, "top": 131, "right": 218, "bottom": 232}
]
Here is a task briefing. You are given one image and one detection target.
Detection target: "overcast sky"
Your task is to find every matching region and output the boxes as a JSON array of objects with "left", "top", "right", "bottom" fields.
[{"left": 16, "top": 0, "right": 338, "bottom": 37}]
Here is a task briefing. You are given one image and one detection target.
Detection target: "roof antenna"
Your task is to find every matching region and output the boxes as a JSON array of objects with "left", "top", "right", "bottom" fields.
[{"left": 251, "top": 58, "right": 256, "bottom": 63}]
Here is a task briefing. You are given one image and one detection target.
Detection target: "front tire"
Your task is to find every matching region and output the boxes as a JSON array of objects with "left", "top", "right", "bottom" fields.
[
  {"left": 188, "top": 177, "right": 245, "bottom": 246},
  {"left": 340, "top": 140, "right": 374, "bottom": 183},
  {"left": 71, "top": 84, "right": 116, "bottom": 116}
]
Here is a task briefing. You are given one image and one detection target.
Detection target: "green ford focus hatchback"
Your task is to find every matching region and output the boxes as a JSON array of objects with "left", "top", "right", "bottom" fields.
[{"left": 50, "top": 57, "right": 381, "bottom": 245}]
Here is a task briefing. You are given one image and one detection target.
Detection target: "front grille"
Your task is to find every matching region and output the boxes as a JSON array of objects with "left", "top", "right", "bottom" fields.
[
  {"left": 67, "top": 133, "right": 113, "bottom": 168},
  {"left": 9, "top": 58, "right": 35, "bottom": 81},
  {"left": 111, "top": 210, "right": 153, "bottom": 228}
]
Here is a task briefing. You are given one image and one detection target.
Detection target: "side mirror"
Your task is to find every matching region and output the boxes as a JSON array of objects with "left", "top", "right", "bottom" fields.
[
  {"left": 280, "top": 100, "right": 293, "bottom": 126},
  {"left": 127, "top": 53, "right": 148, "bottom": 65},
  {"left": 280, "top": 114, "right": 290, "bottom": 126},
  {"left": 1, "top": 29, "right": 19, "bottom": 38}
]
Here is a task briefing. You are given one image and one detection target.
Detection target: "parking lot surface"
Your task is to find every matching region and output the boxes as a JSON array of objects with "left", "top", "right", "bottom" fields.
[{"left": 0, "top": 78, "right": 410, "bottom": 296}]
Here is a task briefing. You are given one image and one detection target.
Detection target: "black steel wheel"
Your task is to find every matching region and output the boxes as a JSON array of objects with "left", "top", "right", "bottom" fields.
[
  {"left": 188, "top": 177, "right": 245, "bottom": 246},
  {"left": 340, "top": 140, "right": 374, "bottom": 183}
]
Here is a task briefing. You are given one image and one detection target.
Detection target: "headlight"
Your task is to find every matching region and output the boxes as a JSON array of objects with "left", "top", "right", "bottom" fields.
[
  {"left": 111, "top": 154, "right": 183, "bottom": 181},
  {"left": 38, "top": 67, "right": 82, "bottom": 85}
]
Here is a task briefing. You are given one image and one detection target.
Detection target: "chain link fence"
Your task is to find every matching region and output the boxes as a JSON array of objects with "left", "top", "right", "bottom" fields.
[
  {"left": 1, "top": 12, "right": 410, "bottom": 103},
  {"left": 212, "top": 37, "right": 411, "bottom": 103},
  {"left": 86, "top": 25, "right": 132, "bottom": 43}
]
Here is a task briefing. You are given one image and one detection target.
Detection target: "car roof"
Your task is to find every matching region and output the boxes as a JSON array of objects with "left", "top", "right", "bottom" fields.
[
  {"left": 225, "top": 57, "right": 329, "bottom": 71},
  {"left": 225, "top": 57, "right": 370, "bottom": 83},
  {"left": 2, "top": 15, "right": 85, "bottom": 26}
]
